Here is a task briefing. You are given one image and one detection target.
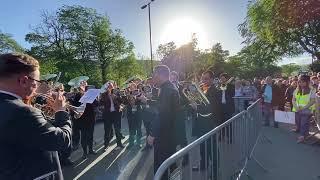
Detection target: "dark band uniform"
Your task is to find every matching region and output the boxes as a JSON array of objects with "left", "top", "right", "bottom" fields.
[{"left": 0, "top": 93, "right": 72, "bottom": 180}]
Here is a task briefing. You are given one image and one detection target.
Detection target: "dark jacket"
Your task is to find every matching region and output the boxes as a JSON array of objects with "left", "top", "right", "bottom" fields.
[
  {"left": 100, "top": 92, "right": 122, "bottom": 113},
  {"left": 193, "top": 85, "right": 224, "bottom": 136},
  {"left": 218, "top": 83, "right": 235, "bottom": 115},
  {"left": 0, "top": 93, "right": 72, "bottom": 180},
  {"left": 79, "top": 100, "right": 98, "bottom": 128},
  {"left": 151, "top": 81, "right": 180, "bottom": 150}
]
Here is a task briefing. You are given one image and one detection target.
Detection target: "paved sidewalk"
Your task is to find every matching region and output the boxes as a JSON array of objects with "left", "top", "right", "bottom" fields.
[{"left": 243, "top": 125, "right": 320, "bottom": 180}]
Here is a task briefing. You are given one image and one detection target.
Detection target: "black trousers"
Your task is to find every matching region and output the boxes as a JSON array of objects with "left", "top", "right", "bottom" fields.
[
  {"left": 80, "top": 121, "right": 95, "bottom": 154},
  {"left": 142, "top": 110, "right": 153, "bottom": 137},
  {"left": 103, "top": 111, "right": 122, "bottom": 146},
  {"left": 72, "top": 117, "right": 81, "bottom": 148},
  {"left": 154, "top": 139, "right": 175, "bottom": 180},
  {"left": 128, "top": 112, "right": 142, "bottom": 145}
]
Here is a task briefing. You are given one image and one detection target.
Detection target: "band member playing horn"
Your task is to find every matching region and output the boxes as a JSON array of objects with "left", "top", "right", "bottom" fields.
[
  {"left": 219, "top": 73, "right": 235, "bottom": 122},
  {"left": 125, "top": 82, "right": 144, "bottom": 148},
  {"left": 0, "top": 53, "right": 71, "bottom": 180},
  {"left": 192, "top": 70, "right": 223, "bottom": 173},
  {"left": 78, "top": 85, "right": 98, "bottom": 159},
  {"left": 100, "top": 82, "right": 125, "bottom": 150}
]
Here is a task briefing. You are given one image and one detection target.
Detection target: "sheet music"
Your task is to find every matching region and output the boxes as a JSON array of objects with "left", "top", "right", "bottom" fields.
[{"left": 79, "top": 89, "right": 101, "bottom": 104}]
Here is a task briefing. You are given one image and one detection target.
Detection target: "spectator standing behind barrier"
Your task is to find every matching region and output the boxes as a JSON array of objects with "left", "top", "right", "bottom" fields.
[
  {"left": 0, "top": 53, "right": 72, "bottom": 180},
  {"left": 262, "top": 76, "right": 279, "bottom": 128},
  {"left": 275, "top": 79, "right": 287, "bottom": 111},
  {"left": 285, "top": 80, "right": 298, "bottom": 111},
  {"left": 292, "top": 75, "right": 316, "bottom": 143},
  {"left": 234, "top": 80, "right": 245, "bottom": 114},
  {"left": 243, "top": 80, "right": 258, "bottom": 108}
]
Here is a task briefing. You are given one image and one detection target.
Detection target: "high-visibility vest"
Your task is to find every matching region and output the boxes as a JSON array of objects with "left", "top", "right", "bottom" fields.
[{"left": 292, "top": 89, "right": 315, "bottom": 112}]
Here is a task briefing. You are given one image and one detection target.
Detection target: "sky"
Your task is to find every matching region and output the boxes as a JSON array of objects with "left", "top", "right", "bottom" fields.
[{"left": 0, "top": 0, "right": 311, "bottom": 65}]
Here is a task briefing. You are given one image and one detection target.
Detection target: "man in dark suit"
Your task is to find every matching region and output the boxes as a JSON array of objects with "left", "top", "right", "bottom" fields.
[
  {"left": 219, "top": 73, "right": 235, "bottom": 122},
  {"left": 147, "top": 65, "right": 180, "bottom": 179},
  {"left": 100, "top": 82, "right": 124, "bottom": 150},
  {"left": 0, "top": 53, "right": 72, "bottom": 180},
  {"left": 79, "top": 86, "right": 98, "bottom": 159},
  {"left": 192, "top": 71, "right": 223, "bottom": 176}
]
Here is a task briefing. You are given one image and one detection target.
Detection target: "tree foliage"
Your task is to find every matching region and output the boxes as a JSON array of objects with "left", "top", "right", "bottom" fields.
[
  {"left": 25, "top": 5, "right": 138, "bottom": 86},
  {"left": 241, "top": 0, "right": 320, "bottom": 60},
  {"left": 281, "top": 63, "right": 301, "bottom": 77},
  {"left": 0, "top": 31, "right": 24, "bottom": 53}
]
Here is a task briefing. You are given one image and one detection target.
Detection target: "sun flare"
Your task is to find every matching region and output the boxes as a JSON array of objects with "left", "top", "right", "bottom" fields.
[{"left": 160, "top": 17, "right": 210, "bottom": 49}]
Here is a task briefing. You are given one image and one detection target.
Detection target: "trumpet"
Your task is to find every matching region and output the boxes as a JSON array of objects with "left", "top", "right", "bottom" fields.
[{"left": 30, "top": 92, "right": 84, "bottom": 120}]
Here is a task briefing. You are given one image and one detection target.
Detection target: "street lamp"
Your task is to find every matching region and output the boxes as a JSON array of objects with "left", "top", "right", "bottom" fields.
[{"left": 141, "top": 0, "right": 155, "bottom": 74}]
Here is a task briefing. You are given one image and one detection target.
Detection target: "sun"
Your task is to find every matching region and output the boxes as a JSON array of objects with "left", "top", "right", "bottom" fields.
[{"left": 159, "top": 17, "right": 209, "bottom": 49}]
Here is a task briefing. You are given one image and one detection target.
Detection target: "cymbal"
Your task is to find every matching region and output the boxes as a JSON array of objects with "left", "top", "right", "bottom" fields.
[
  {"left": 40, "top": 74, "right": 57, "bottom": 81},
  {"left": 68, "top": 76, "right": 89, "bottom": 87}
]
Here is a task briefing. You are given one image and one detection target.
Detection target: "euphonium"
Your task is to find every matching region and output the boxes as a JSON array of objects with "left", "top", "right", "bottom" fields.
[{"left": 181, "top": 81, "right": 210, "bottom": 106}]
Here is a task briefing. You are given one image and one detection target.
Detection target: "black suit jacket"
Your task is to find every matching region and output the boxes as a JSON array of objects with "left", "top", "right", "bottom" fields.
[
  {"left": 152, "top": 81, "right": 180, "bottom": 152},
  {"left": 0, "top": 93, "right": 72, "bottom": 180}
]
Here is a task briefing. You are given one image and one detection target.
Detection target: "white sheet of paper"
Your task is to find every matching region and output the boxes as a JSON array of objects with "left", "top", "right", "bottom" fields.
[
  {"left": 274, "top": 110, "right": 295, "bottom": 124},
  {"left": 79, "top": 89, "right": 101, "bottom": 104}
]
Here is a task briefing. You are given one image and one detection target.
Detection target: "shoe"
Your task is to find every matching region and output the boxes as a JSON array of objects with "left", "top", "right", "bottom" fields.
[
  {"left": 117, "top": 144, "right": 125, "bottom": 148},
  {"left": 89, "top": 150, "right": 97, "bottom": 155},
  {"left": 121, "top": 135, "right": 125, "bottom": 139},
  {"left": 104, "top": 145, "right": 108, "bottom": 151},
  {"left": 82, "top": 154, "right": 88, "bottom": 159},
  {"left": 297, "top": 136, "right": 305, "bottom": 143},
  {"left": 274, "top": 123, "right": 279, "bottom": 128},
  {"left": 61, "top": 159, "right": 73, "bottom": 167}
]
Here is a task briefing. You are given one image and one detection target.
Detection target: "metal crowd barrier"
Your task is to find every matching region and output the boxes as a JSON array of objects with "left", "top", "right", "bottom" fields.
[
  {"left": 306, "top": 94, "right": 320, "bottom": 144},
  {"left": 33, "top": 171, "right": 58, "bottom": 180},
  {"left": 154, "top": 99, "right": 262, "bottom": 180}
]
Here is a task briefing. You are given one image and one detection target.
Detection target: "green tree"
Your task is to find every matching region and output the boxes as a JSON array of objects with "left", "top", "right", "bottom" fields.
[
  {"left": 281, "top": 63, "right": 301, "bottom": 76},
  {"left": 241, "top": 0, "right": 320, "bottom": 60},
  {"left": 156, "top": 41, "right": 176, "bottom": 60},
  {"left": 26, "top": 5, "right": 135, "bottom": 85},
  {"left": 0, "top": 31, "right": 24, "bottom": 53},
  {"left": 109, "top": 54, "right": 146, "bottom": 86}
]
